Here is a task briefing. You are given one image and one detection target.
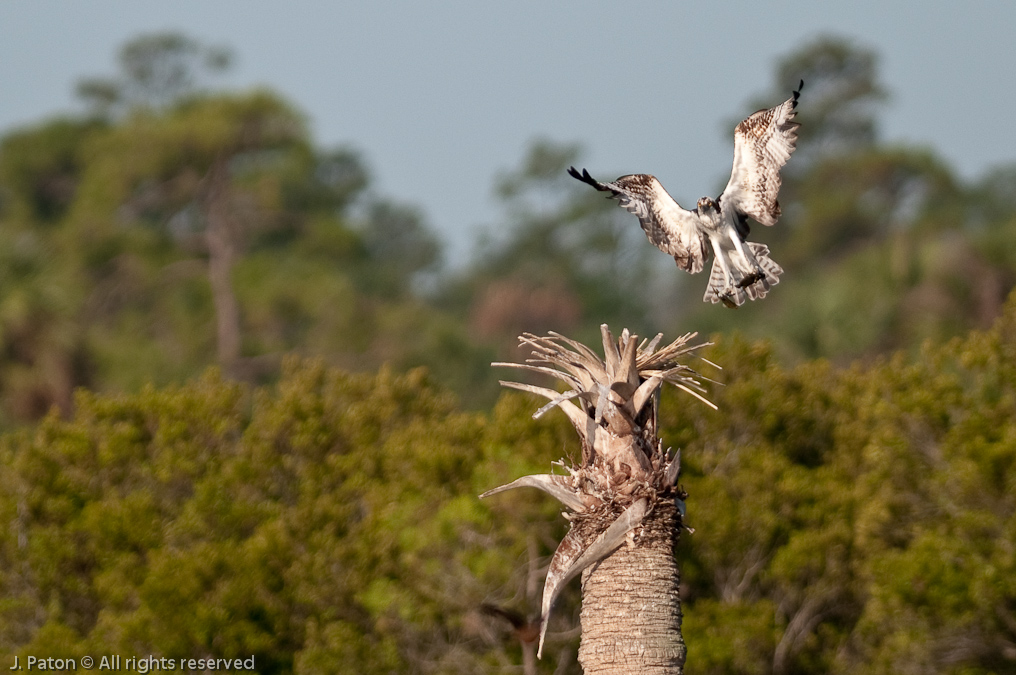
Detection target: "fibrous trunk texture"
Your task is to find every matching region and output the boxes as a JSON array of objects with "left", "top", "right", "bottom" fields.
[{"left": 579, "top": 499, "right": 684, "bottom": 674}]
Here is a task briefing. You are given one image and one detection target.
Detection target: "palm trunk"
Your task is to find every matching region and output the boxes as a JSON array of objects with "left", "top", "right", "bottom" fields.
[
  {"left": 482, "top": 325, "right": 713, "bottom": 675},
  {"left": 578, "top": 499, "right": 685, "bottom": 674}
]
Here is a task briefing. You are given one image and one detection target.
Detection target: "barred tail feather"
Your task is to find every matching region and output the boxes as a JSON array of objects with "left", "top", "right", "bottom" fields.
[
  {"left": 742, "top": 242, "right": 783, "bottom": 301},
  {"left": 749, "top": 242, "right": 783, "bottom": 285},
  {"left": 703, "top": 243, "right": 783, "bottom": 308},
  {"left": 703, "top": 258, "right": 745, "bottom": 308}
]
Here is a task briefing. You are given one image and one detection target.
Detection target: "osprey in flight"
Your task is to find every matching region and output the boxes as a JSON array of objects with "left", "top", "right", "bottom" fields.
[{"left": 570, "top": 81, "right": 803, "bottom": 307}]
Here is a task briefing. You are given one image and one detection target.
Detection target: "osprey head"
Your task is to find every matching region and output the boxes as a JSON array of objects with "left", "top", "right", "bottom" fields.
[{"left": 697, "top": 197, "right": 719, "bottom": 214}]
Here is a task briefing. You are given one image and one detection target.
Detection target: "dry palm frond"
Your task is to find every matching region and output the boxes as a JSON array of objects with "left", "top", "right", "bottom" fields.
[
  {"left": 483, "top": 324, "right": 717, "bottom": 656},
  {"left": 492, "top": 324, "right": 716, "bottom": 449}
]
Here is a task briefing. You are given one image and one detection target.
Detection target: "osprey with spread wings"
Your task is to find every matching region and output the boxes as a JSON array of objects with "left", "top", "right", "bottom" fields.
[{"left": 570, "top": 81, "right": 803, "bottom": 308}]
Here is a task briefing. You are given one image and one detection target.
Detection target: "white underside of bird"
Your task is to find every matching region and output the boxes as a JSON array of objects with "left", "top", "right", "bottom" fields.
[
  {"left": 695, "top": 197, "right": 784, "bottom": 308},
  {"left": 570, "top": 80, "right": 802, "bottom": 307}
]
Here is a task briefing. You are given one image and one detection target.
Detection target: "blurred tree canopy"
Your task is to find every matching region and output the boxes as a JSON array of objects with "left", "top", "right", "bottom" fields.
[
  {"left": 77, "top": 32, "right": 234, "bottom": 117},
  {"left": 437, "top": 139, "right": 661, "bottom": 364},
  {"left": 443, "top": 35, "right": 1016, "bottom": 378},
  {"left": 1, "top": 296, "right": 1014, "bottom": 674},
  {"left": 1, "top": 33, "right": 1015, "bottom": 421},
  {"left": 672, "top": 36, "right": 1016, "bottom": 365},
  {"left": 0, "top": 33, "right": 485, "bottom": 424}
]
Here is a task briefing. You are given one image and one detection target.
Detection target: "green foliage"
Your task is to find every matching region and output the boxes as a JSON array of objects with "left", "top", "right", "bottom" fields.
[
  {"left": 662, "top": 293, "right": 1016, "bottom": 674},
  {"left": 440, "top": 139, "right": 661, "bottom": 367},
  {"left": 77, "top": 32, "right": 233, "bottom": 117},
  {"left": 0, "top": 118, "right": 105, "bottom": 224},
  {"left": 771, "top": 35, "right": 888, "bottom": 154},
  {"left": 0, "top": 79, "right": 487, "bottom": 421},
  {"left": 675, "top": 38, "right": 1013, "bottom": 366},
  {"left": 3, "top": 296, "right": 1016, "bottom": 672},
  {"left": 355, "top": 200, "right": 442, "bottom": 298},
  {"left": 0, "top": 360, "right": 581, "bottom": 673},
  {"left": 4, "top": 33, "right": 1016, "bottom": 422}
]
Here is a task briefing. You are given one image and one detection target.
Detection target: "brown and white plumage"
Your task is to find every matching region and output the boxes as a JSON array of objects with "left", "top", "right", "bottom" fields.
[
  {"left": 568, "top": 171, "right": 709, "bottom": 274},
  {"left": 569, "top": 81, "right": 803, "bottom": 307}
]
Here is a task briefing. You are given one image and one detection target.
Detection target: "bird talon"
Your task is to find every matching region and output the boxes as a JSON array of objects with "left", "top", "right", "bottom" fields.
[{"left": 736, "top": 271, "right": 763, "bottom": 288}]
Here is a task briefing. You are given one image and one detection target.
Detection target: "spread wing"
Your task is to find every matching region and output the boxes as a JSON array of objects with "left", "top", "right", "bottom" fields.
[
  {"left": 722, "top": 80, "right": 803, "bottom": 227},
  {"left": 568, "top": 167, "right": 708, "bottom": 274}
]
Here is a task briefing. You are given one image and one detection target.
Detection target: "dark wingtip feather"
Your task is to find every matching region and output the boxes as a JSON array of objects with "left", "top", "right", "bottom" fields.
[
  {"left": 792, "top": 79, "right": 804, "bottom": 104},
  {"left": 568, "top": 166, "right": 606, "bottom": 191}
]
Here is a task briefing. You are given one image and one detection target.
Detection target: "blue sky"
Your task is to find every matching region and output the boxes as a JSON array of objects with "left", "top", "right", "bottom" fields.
[{"left": 2, "top": 1, "right": 1014, "bottom": 264}]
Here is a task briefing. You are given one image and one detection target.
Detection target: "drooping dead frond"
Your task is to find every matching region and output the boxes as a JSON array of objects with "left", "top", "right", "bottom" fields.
[
  {"left": 536, "top": 497, "right": 649, "bottom": 653},
  {"left": 480, "top": 474, "right": 586, "bottom": 513}
]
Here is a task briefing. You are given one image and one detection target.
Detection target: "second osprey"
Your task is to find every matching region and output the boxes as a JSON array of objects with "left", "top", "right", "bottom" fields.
[{"left": 570, "top": 81, "right": 803, "bottom": 308}]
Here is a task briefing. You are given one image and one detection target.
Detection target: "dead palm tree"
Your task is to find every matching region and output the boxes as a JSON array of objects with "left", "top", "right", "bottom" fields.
[{"left": 482, "top": 324, "right": 716, "bottom": 674}]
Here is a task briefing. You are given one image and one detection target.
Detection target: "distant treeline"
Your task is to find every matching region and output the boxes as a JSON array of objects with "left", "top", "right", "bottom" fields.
[{"left": 0, "top": 34, "right": 1014, "bottom": 424}]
